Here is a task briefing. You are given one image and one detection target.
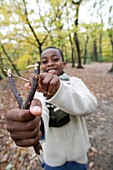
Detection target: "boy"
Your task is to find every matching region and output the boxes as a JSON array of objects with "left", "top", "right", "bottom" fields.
[{"left": 6, "top": 47, "right": 97, "bottom": 170}]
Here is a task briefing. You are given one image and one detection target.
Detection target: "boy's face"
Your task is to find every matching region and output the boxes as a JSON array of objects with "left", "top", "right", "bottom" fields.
[{"left": 41, "top": 48, "right": 65, "bottom": 76}]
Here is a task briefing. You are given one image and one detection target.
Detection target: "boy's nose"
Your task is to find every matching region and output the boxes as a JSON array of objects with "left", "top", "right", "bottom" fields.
[{"left": 47, "top": 61, "right": 54, "bottom": 67}]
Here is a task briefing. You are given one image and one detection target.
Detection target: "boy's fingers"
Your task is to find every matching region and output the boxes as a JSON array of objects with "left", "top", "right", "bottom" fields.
[
  {"left": 47, "top": 76, "right": 60, "bottom": 95},
  {"left": 39, "top": 73, "right": 60, "bottom": 97},
  {"left": 6, "top": 109, "right": 35, "bottom": 121},
  {"left": 7, "top": 116, "right": 40, "bottom": 132},
  {"left": 39, "top": 73, "right": 52, "bottom": 92},
  {"left": 10, "top": 124, "right": 41, "bottom": 140},
  {"left": 15, "top": 131, "right": 42, "bottom": 147},
  {"left": 6, "top": 99, "right": 42, "bottom": 120}
]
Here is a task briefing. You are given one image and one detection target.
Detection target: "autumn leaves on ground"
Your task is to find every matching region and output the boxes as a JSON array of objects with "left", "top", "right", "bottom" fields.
[{"left": 0, "top": 62, "right": 113, "bottom": 170}]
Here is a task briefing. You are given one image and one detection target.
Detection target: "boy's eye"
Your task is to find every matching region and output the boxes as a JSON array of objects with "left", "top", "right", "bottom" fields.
[
  {"left": 41, "top": 60, "right": 48, "bottom": 64},
  {"left": 53, "top": 58, "right": 59, "bottom": 62}
]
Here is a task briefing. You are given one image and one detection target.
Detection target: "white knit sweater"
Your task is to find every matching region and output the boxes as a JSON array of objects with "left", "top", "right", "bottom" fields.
[{"left": 34, "top": 74, "right": 97, "bottom": 167}]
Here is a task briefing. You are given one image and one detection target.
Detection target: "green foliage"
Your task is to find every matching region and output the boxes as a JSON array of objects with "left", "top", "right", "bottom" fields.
[
  {"left": 14, "top": 55, "right": 37, "bottom": 70},
  {"left": 102, "top": 37, "right": 112, "bottom": 62},
  {"left": 0, "top": 0, "right": 112, "bottom": 73}
]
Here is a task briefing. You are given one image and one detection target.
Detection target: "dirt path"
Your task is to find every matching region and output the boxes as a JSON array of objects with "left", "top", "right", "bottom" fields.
[
  {"left": 0, "top": 62, "right": 113, "bottom": 170},
  {"left": 66, "top": 62, "right": 113, "bottom": 170}
]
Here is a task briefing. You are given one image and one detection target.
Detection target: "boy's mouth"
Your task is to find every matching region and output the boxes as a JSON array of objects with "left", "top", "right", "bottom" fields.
[{"left": 47, "top": 69, "right": 57, "bottom": 74}]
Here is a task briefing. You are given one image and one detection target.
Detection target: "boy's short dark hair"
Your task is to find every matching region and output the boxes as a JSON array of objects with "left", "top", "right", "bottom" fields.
[{"left": 42, "top": 46, "right": 64, "bottom": 61}]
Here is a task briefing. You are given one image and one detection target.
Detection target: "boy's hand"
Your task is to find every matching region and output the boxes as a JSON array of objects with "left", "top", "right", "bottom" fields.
[
  {"left": 25, "top": 73, "right": 60, "bottom": 99},
  {"left": 38, "top": 73, "right": 60, "bottom": 99},
  {"left": 6, "top": 99, "right": 42, "bottom": 147}
]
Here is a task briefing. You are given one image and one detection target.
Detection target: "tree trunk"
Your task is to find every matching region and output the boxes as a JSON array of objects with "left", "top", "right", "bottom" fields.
[
  {"left": 99, "top": 33, "right": 103, "bottom": 62},
  {"left": 108, "top": 40, "right": 113, "bottom": 73},
  {"left": 83, "top": 35, "right": 89, "bottom": 65},
  {"left": 69, "top": 33, "right": 75, "bottom": 67},
  {"left": 93, "top": 40, "right": 98, "bottom": 61},
  {"left": 74, "top": 33, "right": 83, "bottom": 68},
  {"left": 0, "top": 53, "right": 7, "bottom": 78},
  {"left": 72, "top": 0, "right": 83, "bottom": 69},
  {"left": 22, "top": 0, "right": 49, "bottom": 57}
]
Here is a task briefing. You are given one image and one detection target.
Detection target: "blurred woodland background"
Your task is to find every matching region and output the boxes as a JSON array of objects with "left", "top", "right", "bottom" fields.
[
  {"left": 0, "top": 0, "right": 113, "bottom": 170},
  {"left": 0, "top": 0, "right": 113, "bottom": 76}
]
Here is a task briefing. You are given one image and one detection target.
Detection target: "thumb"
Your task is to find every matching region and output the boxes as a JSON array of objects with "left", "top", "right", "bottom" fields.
[{"left": 30, "top": 99, "right": 42, "bottom": 116}]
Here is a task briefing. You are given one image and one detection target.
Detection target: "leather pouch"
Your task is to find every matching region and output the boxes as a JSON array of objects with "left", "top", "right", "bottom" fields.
[{"left": 49, "top": 109, "right": 70, "bottom": 127}]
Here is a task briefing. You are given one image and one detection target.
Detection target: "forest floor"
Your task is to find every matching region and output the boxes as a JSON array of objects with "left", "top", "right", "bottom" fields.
[{"left": 0, "top": 62, "right": 113, "bottom": 170}]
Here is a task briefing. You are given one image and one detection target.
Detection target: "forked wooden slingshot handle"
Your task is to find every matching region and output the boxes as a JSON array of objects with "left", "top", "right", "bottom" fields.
[{"left": 6, "top": 62, "right": 42, "bottom": 155}]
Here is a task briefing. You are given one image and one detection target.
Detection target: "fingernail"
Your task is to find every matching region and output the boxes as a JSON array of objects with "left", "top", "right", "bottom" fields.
[{"left": 33, "top": 106, "right": 41, "bottom": 113}]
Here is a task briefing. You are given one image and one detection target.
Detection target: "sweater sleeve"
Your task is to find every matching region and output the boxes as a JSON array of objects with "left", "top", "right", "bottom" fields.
[{"left": 46, "top": 77, "right": 97, "bottom": 116}]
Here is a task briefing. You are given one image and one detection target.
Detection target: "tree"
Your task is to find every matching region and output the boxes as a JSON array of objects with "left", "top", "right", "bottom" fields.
[
  {"left": 83, "top": 29, "right": 89, "bottom": 65},
  {"left": 0, "top": 42, "right": 21, "bottom": 76},
  {"left": 65, "top": 2, "right": 75, "bottom": 67},
  {"left": 22, "top": 0, "right": 52, "bottom": 55},
  {"left": 72, "top": 0, "right": 84, "bottom": 68},
  {"left": 0, "top": 52, "right": 7, "bottom": 78},
  {"left": 0, "top": 0, "right": 113, "bottom": 76},
  {"left": 96, "top": 0, "right": 104, "bottom": 62},
  {"left": 107, "top": 4, "right": 113, "bottom": 72}
]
